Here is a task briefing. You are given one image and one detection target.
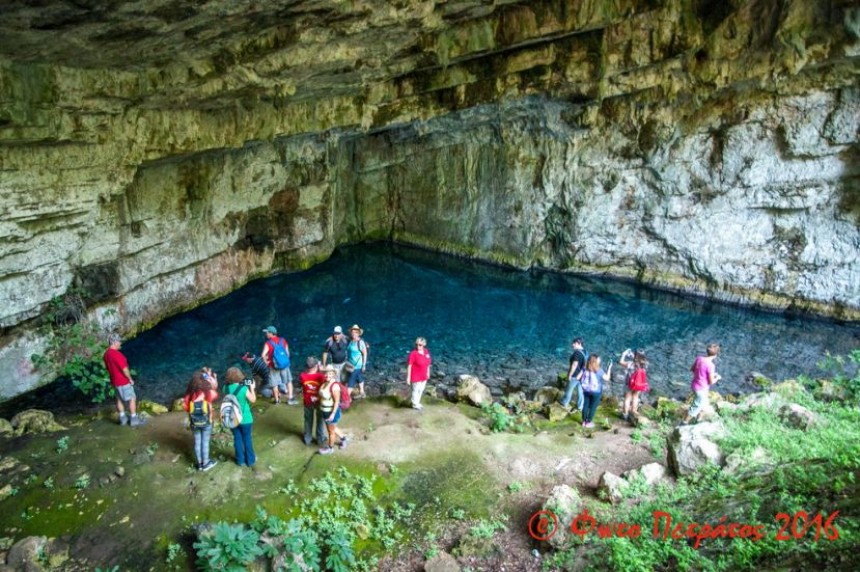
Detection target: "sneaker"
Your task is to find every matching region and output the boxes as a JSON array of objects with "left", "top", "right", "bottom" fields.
[
  {"left": 129, "top": 416, "right": 146, "bottom": 427},
  {"left": 274, "top": 398, "right": 281, "bottom": 404},
  {"left": 622, "top": 413, "right": 629, "bottom": 421},
  {"left": 195, "top": 463, "right": 202, "bottom": 471},
  {"left": 339, "top": 437, "right": 348, "bottom": 450},
  {"left": 118, "top": 415, "right": 128, "bottom": 426},
  {"left": 287, "top": 398, "right": 298, "bottom": 405},
  {"left": 358, "top": 393, "right": 367, "bottom": 399},
  {"left": 585, "top": 422, "right": 596, "bottom": 429},
  {"left": 411, "top": 404, "right": 423, "bottom": 410},
  {"left": 319, "top": 447, "right": 334, "bottom": 455},
  {"left": 201, "top": 460, "right": 217, "bottom": 472}
]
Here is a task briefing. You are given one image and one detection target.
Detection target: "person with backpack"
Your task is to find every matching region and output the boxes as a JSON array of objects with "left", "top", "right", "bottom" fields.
[
  {"left": 300, "top": 357, "right": 327, "bottom": 446},
  {"left": 183, "top": 368, "right": 219, "bottom": 471},
  {"left": 559, "top": 337, "right": 587, "bottom": 412},
  {"left": 406, "top": 336, "right": 432, "bottom": 410},
  {"left": 321, "top": 325, "right": 349, "bottom": 381},
  {"left": 241, "top": 351, "right": 272, "bottom": 395},
  {"left": 345, "top": 324, "right": 369, "bottom": 399},
  {"left": 318, "top": 365, "right": 348, "bottom": 455},
  {"left": 580, "top": 354, "right": 612, "bottom": 429},
  {"left": 223, "top": 367, "right": 257, "bottom": 467},
  {"left": 261, "top": 326, "right": 296, "bottom": 405},
  {"left": 620, "top": 349, "right": 649, "bottom": 422}
]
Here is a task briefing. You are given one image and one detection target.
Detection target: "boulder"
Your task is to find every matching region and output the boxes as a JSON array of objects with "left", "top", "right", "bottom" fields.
[
  {"left": 746, "top": 371, "right": 773, "bottom": 389},
  {"left": 714, "top": 400, "right": 739, "bottom": 415},
  {"left": 171, "top": 398, "right": 186, "bottom": 412},
  {"left": 622, "top": 462, "right": 667, "bottom": 486},
  {"left": 597, "top": 472, "right": 627, "bottom": 504},
  {"left": 667, "top": 422, "right": 727, "bottom": 477},
  {"left": 725, "top": 446, "right": 773, "bottom": 475},
  {"left": 533, "top": 386, "right": 561, "bottom": 406},
  {"left": 6, "top": 536, "right": 69, "bottom": 570},
  {"left": 425, "top": 551, "right": 461, "bottom": 572},
  {"left": 779, "top": 403, "right": 817, "bottom": 431},
  {"left": 0, "top": 418, "right": 13, "bottom": 437},
  {"left": 544, "top": 403, "right": 569, "bottom": 422},
  {"left": 137, "top": 400, "right": 168, "bottom": 415},
  {"left": 542, "top": 484, "right": 581, "bottom": 550},
  {"left": 502, "top": 391, "right": 527, "bottom": 411},
  {"left": 740, "top": 392, "right": 789, "bottom": 411},
  {"left": 456, "top": 375, "right": 492, "bottom": 407},
  {"left": 772, "top": 380, "right": 806, "bottom": 398},
  {"left": 630, "top": 411, "right": 651, "bottom": 427},
  {"left": 813, "top": 380, "right": 848, "bottom": 402},
  {"left": 10, "top": 410, "right": 66, "bottom": 435}
]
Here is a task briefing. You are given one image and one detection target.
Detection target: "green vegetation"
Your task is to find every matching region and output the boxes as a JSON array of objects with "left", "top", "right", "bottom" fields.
[
  {"left": 193, "top": 467, "right": 426, "bottom": 571},
  {"left": 546, "top": 352, "right": 860, "bottom": 571},
  {"left": 30, "top": 289, "right": 117, "bottom": 403}
]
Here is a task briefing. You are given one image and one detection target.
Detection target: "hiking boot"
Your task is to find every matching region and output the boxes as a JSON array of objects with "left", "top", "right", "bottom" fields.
[
  {"left": 129, "top": 416, "right": 146, "bottom": 427},
  {"left": 319, "top": 447, "right": 334, "bottom": 455},
  {"left": 339, "top": 437, "right": 348, "bottom": 450},
  {"left": 201, "top": 460, "right": 217, "bottom": 472}
]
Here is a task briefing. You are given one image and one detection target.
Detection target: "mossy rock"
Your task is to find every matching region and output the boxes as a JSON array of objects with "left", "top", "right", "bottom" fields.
[
  {"left": 10, "top": 409, "right": 66, "bottom": 435},
  {"left": 0, "top": 417, "right": 13, "bottom": 437},
  {"left": 655, "top": 397, "right": 684, "bottom": 420},
  {"left": 772, "top": 380, "right": 806, "bottom": 398},
  {"left": 171, "top": 398, "right": 186, "bottom": 412},
  {"left": 138, "top": 400, "right": 169, "bottom": 415},
  {"left": 813, "top": 379, "right": 849, "bottom": 402},
  {"left": 749, "top": 372, "right": 773, "bottom": 389},
  {"left": 544, "top": 402, "right": 569, "bottom": 422}
]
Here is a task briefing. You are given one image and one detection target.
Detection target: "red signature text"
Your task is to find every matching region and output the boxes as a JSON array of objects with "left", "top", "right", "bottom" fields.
[{"left": 527, "top": 509, "right": 840, "bottom": 546}]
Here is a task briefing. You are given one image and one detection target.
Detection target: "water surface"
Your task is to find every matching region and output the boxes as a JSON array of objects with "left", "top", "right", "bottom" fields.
[{"left": 120, "top": 243, "right": 859, "bottom": 403}]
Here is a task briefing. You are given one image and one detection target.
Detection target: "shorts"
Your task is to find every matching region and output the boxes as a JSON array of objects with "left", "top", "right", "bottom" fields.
[
  {"left": 688, "top": 389, "right": 710, "bottom": 417},
  {"left": 270, "top": 368, "right": 292, "bottom": 390},
  {"left": 116, "top": 384, "right": 136, "bottom": 402},
  {"left": 323, "top": 408, "right": 342, "bottom": 425}
]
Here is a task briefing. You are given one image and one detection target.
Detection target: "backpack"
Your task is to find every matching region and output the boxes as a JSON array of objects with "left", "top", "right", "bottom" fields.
[
  {"left": 188, "top": 400, "right": 210, "bottom": 428},
  {"left": 337, "top": 382, "right": 352, "bottom": 411},
  {"left": 270, "top": 338, "right": 290, "bottom": 370},
  {"left": 627, "top": 368, "right": 649, "bottom": 392},
  {"left": 220, "top": 385, "right": 244, "bottom": 429},
  {"left": 581, "top": 370, "right": 602, "bottom": 393}
]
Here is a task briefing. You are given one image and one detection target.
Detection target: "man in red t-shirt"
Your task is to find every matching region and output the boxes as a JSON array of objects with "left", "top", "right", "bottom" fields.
[
  {"left": 300, "top": 357, "right": 327, "bottom": 445},
  {"left": 103, "top": 333, "right": 144, "bottom": 427}
]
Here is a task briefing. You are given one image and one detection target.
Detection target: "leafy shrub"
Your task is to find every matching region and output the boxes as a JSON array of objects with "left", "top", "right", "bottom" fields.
[
  {"left": 480, "top": 402, "right": 526, "bottom": 432},
  {"left": 30, "top": 290, "right": 116, "bottom": 403},
  {"left": 194, "top": 523, "right": 263, "bottom": 571}
]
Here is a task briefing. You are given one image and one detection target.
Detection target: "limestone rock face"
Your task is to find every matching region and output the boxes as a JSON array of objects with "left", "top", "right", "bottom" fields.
[{"left": 1, "top": 0, "right": 858, "bottom": 398}]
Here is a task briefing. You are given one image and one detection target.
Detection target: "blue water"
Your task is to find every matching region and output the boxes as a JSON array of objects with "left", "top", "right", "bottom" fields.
[{"left": 120, "top": 243, "right": 858, "bottom": 403}]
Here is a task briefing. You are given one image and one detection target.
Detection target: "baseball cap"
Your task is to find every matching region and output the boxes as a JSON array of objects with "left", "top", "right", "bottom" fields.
[
  {"left": 263, "top": 326, "right": 278, "bottom": 335},
  {"left": 333, "top": 326, "right": 343, "bottom": 334}
]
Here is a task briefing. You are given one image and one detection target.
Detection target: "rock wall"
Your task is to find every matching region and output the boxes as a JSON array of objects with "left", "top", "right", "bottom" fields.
[{"left": 1, "top": 0, "right": 859, "bottom": 398}]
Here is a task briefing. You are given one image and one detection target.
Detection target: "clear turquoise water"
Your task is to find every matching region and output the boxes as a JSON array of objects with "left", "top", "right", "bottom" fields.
[{"left": 119, "top": 242, "right": 859, "bottom": 403}]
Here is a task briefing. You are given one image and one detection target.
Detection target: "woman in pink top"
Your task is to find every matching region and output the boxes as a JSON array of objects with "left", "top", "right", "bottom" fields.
[
  {"left": 406, "top": 337, "right": 432, "bottom": 410},
  {"left": 683, "top": 343, "right": 721, "bottom": 425}
]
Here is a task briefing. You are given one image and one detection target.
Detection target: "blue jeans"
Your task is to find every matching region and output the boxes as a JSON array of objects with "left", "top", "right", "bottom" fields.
[
  {"left": 582, "top": 391, "right": 602, "bottom": 423},
  {"left": 304, "top": 406, "right": 327, "bottom": 445},
  {"left": 231, "top": 423, "right": 256, "bottom": 466},
  {"left": 193, "top": 424, "right": 212, "bottom": 466},
  {"left": 561, "top": 377, "right": 584, "bottom": 411}
]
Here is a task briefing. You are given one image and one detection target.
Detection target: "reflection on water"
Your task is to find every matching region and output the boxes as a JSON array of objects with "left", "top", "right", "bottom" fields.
[{"left": 117, "top": 242, "right": 858, "bottom": 403}]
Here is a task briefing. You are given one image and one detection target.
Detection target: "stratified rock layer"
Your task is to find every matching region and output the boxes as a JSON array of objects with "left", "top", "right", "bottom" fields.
[{"left": 1, "top": 0, "right": 858, "bottom": 397}]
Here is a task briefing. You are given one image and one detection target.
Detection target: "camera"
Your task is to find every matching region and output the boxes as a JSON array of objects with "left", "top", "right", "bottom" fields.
[{"left": 243, "top": 378, "right": 255, "bottom": 387}]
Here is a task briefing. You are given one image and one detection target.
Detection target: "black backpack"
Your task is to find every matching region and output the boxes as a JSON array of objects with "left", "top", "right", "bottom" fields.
[{"left": 188, "top": 400, "right": 211, "bottom": 428}]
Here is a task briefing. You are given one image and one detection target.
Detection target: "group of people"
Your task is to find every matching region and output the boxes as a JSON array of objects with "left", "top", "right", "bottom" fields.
[
  {"left": 105, "top": 324, "right": 719, "bottom": 470},
  {"left": 558, "top": 337, "right": 721, "bottom": 427},
  {"left": 103, "top": 324, "right": 433, "bottom": 470}
]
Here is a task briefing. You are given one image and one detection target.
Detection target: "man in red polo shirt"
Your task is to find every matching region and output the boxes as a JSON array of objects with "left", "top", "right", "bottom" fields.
[{"left": 103, "top": 333, "right": 144, "bottom": 427}]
